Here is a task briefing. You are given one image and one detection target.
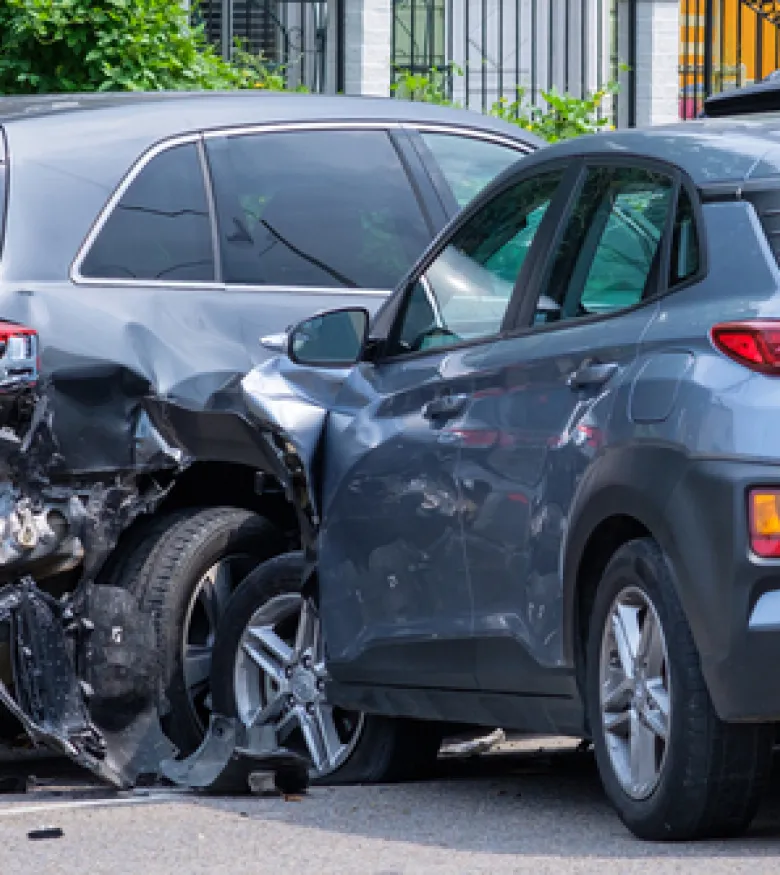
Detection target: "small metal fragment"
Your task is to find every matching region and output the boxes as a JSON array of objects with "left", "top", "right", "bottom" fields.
[
  {"left": 28, "top": 827, "right": 63, "bottom": 841},
  {"left": 248, "top": 771, "right": 277, "bottom": 795}
]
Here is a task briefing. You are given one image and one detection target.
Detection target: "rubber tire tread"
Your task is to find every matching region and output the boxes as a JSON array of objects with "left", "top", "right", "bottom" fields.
[
  {"left": 586, "top": 537, "right": 773, "bottom": 841},
  {"left": 210, "top": 551, "right": 444, "bottom": 785},
  {"left": 113, "top": 507, "right": 286, "bottom": 756}
]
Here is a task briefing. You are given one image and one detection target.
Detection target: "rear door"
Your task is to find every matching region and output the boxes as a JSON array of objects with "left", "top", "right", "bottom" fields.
[{"left": 454, "top": 160, "right": 685, "bottom": 692}]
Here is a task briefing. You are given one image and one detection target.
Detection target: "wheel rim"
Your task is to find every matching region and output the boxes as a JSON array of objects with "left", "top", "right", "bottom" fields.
[
  {"left": 182, "top": 555, "right": 253, "bottom": 734},
  {"left": 599, "top": 585, "right": 671, "bottom": 801},
  {"left": 233, "top": 593, "right": 365, "bottom": 777}
]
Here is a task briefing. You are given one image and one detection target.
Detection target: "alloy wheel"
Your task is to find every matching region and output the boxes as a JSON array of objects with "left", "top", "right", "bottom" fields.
[
  {"left": 181, "top": 555, "right": 251, "bottom": 733},
  {"left": 233, "top": 592, "right": 364, "bottom": 776},
  {"left": 599, "top": 585, "right": 671, "bottom": 800}
]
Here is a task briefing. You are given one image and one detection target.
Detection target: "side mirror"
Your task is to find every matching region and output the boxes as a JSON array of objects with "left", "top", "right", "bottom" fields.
[{"left": 284, "top": 307, "right": 370, "bottom": 367}]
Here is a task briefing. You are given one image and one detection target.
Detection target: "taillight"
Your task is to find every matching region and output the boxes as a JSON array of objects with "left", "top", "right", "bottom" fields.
[
  {"left": 749, "top": 489, "right": 780, "bottom": 557},
  {"left": 711, "top": 321, "right": 780, "bottom": 374}
]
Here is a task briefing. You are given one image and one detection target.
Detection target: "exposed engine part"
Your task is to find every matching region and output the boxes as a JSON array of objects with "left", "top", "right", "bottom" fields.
[{"left": 0, "top": 494, "right": 85, "bottom": 579}]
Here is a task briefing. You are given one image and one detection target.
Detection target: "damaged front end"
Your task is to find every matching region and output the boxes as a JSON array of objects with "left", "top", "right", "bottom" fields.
[{"left": 0, "top": 321, "right": 178, "bottom": 787}]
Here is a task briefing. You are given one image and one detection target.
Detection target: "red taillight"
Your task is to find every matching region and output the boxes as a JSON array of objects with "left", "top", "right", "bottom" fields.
[{"left": 711, "top": 321, "right": 780, "bottom": 373}]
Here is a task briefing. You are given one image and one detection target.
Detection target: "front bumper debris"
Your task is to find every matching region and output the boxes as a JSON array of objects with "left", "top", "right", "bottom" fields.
[{"left": 161, "top": 714, "right": 309, "bottom": 795}]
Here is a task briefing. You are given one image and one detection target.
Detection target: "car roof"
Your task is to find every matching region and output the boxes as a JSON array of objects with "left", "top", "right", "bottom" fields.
[
  {"left": 703, "top": 80, "right": 780, "bottom": 117},
  {"left": 0, "top": 90, "right": 544, "bottom": 146},
  {"left": 524, "top": 115, "right": 780, "bottom": 185}
]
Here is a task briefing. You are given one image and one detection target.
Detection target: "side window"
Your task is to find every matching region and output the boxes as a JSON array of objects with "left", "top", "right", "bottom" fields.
[
  {"left": 419, "top": 131, "right": 525, "bottom": 208},
  {"left": 391, "top": 170, "right": 563, "bottom": 354},
  {"left": 535, "top": 166, "right": 674, "bottom": 325},
  {"left": 207, "top": 129, "right": 431, "bottom": 290},
  {"left": 80, "top": 143, "right": 214, "bottom": 282},
  {"left": 669, "top": 187, "right": 700, "bottom": 286}
]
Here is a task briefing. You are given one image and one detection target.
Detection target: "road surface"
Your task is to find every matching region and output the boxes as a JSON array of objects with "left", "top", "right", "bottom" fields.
[{"left": 0, "top": 738, "right": 779, "bottom": 874}]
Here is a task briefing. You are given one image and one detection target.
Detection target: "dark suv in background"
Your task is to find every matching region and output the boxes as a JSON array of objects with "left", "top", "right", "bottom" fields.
[{"left": 0, "top": 91, "right": 539, "bottom": 768}]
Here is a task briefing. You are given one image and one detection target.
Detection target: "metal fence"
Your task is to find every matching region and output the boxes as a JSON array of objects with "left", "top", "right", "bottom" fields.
[
  {"left": 391, "top": 0, "right": 637, "bottom": 123},
  {"left": 197, "top": 0, "right": 332, "bottom": 91},
  {"left": 680, "top": 0, "right": 780, "bottom": 119}
]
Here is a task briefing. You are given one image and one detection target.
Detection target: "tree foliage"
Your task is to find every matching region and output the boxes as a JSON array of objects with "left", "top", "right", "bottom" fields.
[{"left": 0, "top": 0, "right": 246, "bottom": 93}]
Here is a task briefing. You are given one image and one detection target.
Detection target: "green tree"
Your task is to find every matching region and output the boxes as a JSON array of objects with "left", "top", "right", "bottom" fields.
[{"left": 0, "top": 0, "right": 248, "bottom": 93}]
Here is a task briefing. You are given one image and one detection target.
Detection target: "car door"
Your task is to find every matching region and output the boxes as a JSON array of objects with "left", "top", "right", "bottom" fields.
[
  {"left": 316, "top": 166, "right": 570, "bottom": 691},
  {"left": 451, "top": 160, "right": 683, "bottom": 695}
]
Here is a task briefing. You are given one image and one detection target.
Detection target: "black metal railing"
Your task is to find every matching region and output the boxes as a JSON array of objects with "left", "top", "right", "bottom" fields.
[
  {"left": 680, "top": 0, "right": 780, "bottom": 119},
  {"left": 391, "top": 0, "right": 636, "bottom": 125},
  {"left": 197, "top": 0, "right": 330, "bottom": 91}
]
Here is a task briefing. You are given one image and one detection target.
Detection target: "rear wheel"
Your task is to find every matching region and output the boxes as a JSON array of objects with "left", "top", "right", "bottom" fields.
[
  {"left": 210, "top": 552, "right": 444, "bottom": 784},
  {"left": 586, "top": 538, "right": 773, "bottom": 841}
]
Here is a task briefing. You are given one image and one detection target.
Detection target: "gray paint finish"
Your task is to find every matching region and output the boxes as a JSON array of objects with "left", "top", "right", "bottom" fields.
[{"left": 239, "top": 118, "right": 780, "bottom": 735}]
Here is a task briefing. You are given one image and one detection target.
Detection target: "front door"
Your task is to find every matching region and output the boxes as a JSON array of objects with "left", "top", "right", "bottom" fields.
[{"left": 317, "top": 167, "right": 568, "bottom": 691}]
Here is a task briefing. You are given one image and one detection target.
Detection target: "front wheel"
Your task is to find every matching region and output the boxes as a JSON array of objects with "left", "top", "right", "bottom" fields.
[
  {"left": 586, "top": 538, "right": 773, "bottom": 841},
  {"left": 210, "top": 552, "right": 444, "bottom": 784}
]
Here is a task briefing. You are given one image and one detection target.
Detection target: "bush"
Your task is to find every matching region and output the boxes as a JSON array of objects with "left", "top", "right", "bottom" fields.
[
  {"left": 392, "top": 65, "right": 618, "bottom": 142},
  {"left": 0, "top": 0, "right": 248, "bottom": 93}
]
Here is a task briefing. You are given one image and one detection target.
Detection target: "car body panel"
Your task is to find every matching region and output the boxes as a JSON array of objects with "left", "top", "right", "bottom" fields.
[{"left": 238, "top": 117, "right": 780, "bottom": 737}]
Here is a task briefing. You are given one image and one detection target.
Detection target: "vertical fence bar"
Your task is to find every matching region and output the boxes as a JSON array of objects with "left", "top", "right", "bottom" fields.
[
  {"left": 564, "top": 0, "right": 570, "bottom": 93},
  {"left": 719, "top": 0, "right": 725, "bottom": 92},
  {"left": 703, "top": 0, "right": 714, "bottom": 111},
  {"left": 447, "top": 0, "right": 454, "bottom": 100},
  {"left": 581, "top": 0, "right": 588, "bottom": 98},
  {"left": 736, "top": 0, "right": 742, "bottom": 86},
  {"left": 757, "top": 6, "right": 764, "bottom": 82},
  {"left": 531, "top": 0, "right": 537, "bottom": 104},
  {"left": 464, "top": 0, "right": 470, "bottom": 108},
  {"left": 628, "top": 0, "right": 637, "bottom": 125},
  {"left": 498, "top": 0, "right": 504, "bottom": 103},
  {"left": 514, "top": 0, "right": 520, "bottom": 103},
  {"left": 481, "top": 0, "right": 488, "bottom": 112},
  {"left": 548, "top": 0, "right": 554, "bottom": 92}
]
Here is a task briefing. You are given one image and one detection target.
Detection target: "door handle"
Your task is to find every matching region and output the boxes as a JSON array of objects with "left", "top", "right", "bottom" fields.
[
  {"left": 566, "top": 359, "right": 619, "bottom": 389},
  {"left": 422, "top": 393, "right": 470, "bottom": 421}
]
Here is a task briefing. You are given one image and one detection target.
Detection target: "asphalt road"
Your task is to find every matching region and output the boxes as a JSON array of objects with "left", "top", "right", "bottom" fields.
[{"left": 1, "top": 739, "right": 780, "bottom": 874}]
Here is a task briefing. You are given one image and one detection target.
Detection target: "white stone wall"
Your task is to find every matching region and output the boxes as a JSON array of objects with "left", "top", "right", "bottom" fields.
[
  {"left": 617, "top": 0, "right": 680, "bottom": 126},
  {"left": 343, "top": 0, "right": 393, "bottom": 95}
]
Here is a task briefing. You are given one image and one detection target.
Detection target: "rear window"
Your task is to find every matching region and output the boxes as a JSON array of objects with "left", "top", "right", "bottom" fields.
[
  {"left": 80, "top": 142, "right": 215, "bottom": 282},
  {"left": 748, "top": 189, "right": 780, "bottom": 268}
]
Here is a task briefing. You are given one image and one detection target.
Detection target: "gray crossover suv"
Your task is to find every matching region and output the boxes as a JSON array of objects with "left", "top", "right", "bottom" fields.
[
  {"left": 0, "top": 92, "right": 539, "bottom": 778},
  {"left": 214, "top": 115, "right": 780, "bottom": 841}
]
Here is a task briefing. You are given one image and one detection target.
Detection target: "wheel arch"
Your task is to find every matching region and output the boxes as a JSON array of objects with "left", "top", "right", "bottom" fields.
[{"left": 562, "top": 446, "right": 691, "bottom": 679}]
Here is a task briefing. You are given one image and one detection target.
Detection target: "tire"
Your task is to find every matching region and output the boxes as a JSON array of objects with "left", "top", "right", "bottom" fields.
[
  {"left": 210, "top": 551, "right": 444, "bottom": 785},
  {"left": 586, "top": 537, "right": 773, "bottom": 841},
  {"left": 111, "top": 507, "right": 287, "bottom": 756}
]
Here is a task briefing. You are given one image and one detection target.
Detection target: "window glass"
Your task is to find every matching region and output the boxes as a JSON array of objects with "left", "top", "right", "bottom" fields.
[
  {"left": 420, "top": 131, "right": 525, "bottom": 208},
  {"left": 391, "top": 170, "right": 563, "bottom": 354},
  {"left": 208, "top": 129, "right": 431, "bottom": 290},
  {"left": 669, "top": 187, "right": 700, "bottom": 286},
  {"left": 81, "top": 143, "right": 214, "bottom": 282},
  {"left": 535, "top": 166, "right": 674, "bottom": 325}
]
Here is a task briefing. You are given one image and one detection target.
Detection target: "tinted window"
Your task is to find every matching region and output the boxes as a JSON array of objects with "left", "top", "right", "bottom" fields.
[
  {"left": 391, "top": 170, "right": 563, "bottom": 354},
  {"left": 669, "top": 187, "right": 700, "bottom": 286},
  {"left": 420, "top": 131, "right": 525, "bottom": 208},
  {"left": 208, "top": 129, "right": 430, "bottom": 289},
  {"left": 535, "top": 166, "right": 674, "bottom": 324},
  {"left": 81, "top": 143, "right": 214, "bottom": 282}
]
